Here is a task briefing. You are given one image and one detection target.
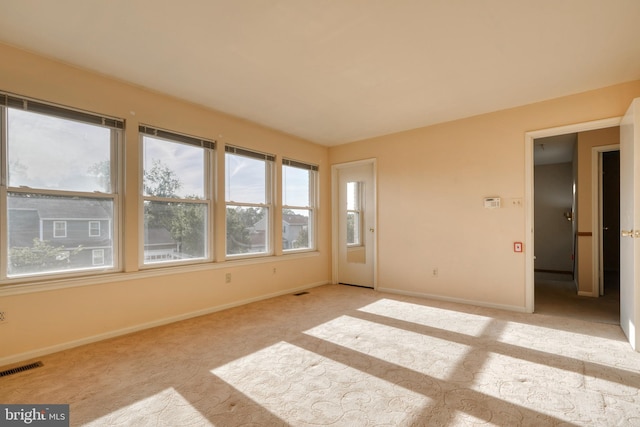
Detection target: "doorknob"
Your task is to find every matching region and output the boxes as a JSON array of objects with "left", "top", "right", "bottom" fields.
[
  {"left": 369, "top": 228, "right": 375, "bottom": 232},
  {"left": 621, "top": 230, "right": 640, "bottom": 238}
]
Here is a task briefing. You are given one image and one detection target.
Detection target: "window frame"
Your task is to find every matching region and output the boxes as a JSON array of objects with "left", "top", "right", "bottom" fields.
[
  {"left": 139, "top": 125, "right": 215, "bottom": 268},
  {"left": 92, "top": 249, "right": 105, "bottom": 266},
  {"left": 225, "top": 145, "right": 275, "bottom": 258},
  {"left": 282, "top": 158, "right": 318, "bottom": 253},
  {"left": 53, "top": 221, "right": 68, "bottom": 238},
  {"left": 89, "top": 221, "right": 101, "bottom": 237},
  {"left": 0, "top": 92, "right": 123, "bottom": 284}
]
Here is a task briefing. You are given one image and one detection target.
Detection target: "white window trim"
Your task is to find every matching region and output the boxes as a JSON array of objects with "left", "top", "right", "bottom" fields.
[
  {"left": 139, "top": 125, "right": 215, "bottom": 268},
  {"left": 225, "top": 145, "right": 275, "bottom": 258},
  {"left": 89, "top": 221, "right": 100, "bottom": 237},
  {"left": 282, "top": 159, "right": 318, "bottom": 253},
  {"left": 92, "top": 249, "right": 105, "bottom": 266},
  {"left": 53, "top": 221, "right": 67, "bottom": 238},
  {"left": 0, "top": 91, "right": 122, "bottom": 283}
]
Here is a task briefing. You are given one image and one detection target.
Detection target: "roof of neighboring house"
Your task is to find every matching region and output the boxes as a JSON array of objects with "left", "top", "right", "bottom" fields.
[
  {"left": 254, "top": 213, "right": 308, "bottom": 231},
  {"left": 145, "top": 227, "right": 178, "bottom": 247},
  {"left": 8, "top": 197, "right": 177, "bottom": 248},
  {"left": 8, "top": 196, "right": 111, "bottom": 219},
  {"left": 283, "top": 213, "right": 308, "bottom": 226}
]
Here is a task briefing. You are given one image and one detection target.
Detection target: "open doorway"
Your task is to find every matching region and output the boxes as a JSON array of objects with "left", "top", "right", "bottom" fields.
[
  {"left": 599, "top": 150, "right": 620, "bottom": 300},
  {"left": 533, "top": 130, "right": 620, "bottom": 324}
]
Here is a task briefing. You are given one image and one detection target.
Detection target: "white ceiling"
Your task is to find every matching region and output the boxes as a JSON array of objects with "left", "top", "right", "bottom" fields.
[{"left": 1, "top": 1, "right": 639, "bottom": 146}]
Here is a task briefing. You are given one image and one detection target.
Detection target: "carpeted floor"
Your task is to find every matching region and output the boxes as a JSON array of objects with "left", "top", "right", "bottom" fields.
[
  {"left": 1, "top": 284, "right": 639, "bottom": 426},
  {"left": 534, "top": 272, "right": 620, "bottom": 325}
]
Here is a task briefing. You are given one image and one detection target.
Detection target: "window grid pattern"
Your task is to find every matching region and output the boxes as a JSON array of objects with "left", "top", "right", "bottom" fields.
[
  {"left": 140, "top": 125, "right": 214, "bottom": 266},
  {"left": 282, "top": 159, "right": 318, "bottom": 252},
  {"left": 225, "top": 146, "right": 274, "bottom": 257},
  {"left": 0, "top": 92, "right": 321, "bottom": 287},
  {"left": 1, "top": 92, "right": 121, "bottom": 280}
]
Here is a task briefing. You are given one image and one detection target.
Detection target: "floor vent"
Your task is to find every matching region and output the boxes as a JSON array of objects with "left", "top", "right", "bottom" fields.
[
  {"left": 293, "top": 291, "right": 309, "bottom": 296},
  {"left": 0, "top": 361, "right": 43, "bottom": 378}
]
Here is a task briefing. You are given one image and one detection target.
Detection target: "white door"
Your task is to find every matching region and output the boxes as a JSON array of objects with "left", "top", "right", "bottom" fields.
[
  {"left": 619, "top": 98, "right": 640, "bottom": 350},
  {"left": 334, "top": 161, "right": 375, "bottom": 288}
]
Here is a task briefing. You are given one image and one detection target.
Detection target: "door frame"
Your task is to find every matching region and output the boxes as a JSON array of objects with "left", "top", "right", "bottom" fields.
[
  {"left": 524, "top": 117, "right": 621, "bottom": 313},
  {"left": 331, "top": 158, "right": 377, "bottom": 289}
]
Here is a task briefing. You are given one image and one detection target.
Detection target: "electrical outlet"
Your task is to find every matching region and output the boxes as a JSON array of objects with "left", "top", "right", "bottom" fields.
[
  {"left": 432, "top": 268, "right": 438, "bottom": 277},
  {"left": 225, "top": 273, "right": 232, "bottom": 283},
  {"left": 272, "top": 267, "right": 277, "bottom": 274},
  {"left": 0, "top": 310, "right": 7, "bottom": 324}
]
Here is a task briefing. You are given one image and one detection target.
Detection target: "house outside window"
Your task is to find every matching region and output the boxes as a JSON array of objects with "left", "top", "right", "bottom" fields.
[
  {"left": 140, "top": 125, "right": 214, "bottom": 266},
  {"left": 282, "top": 159, "right": 318, "bottom": 251},
  {"left": 225, "top": 145, "right": 274, "bottom": 256},
  {"left": 1, "top": 92, "right": 122, "bottom": 280}
]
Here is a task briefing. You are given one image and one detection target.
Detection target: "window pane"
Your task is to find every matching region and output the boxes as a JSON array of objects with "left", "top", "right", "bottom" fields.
[
  {"left": 144, "top": 201, "right": 207, "bottom": 263},
  {"left": 7, "top": 194, "right": 114, "bottom": 277},
  {"left": 8, "top": 109, "right": 112, "bottom": 193},
  {"left": 283, "top": 165, "right": 310, "bottom": 207},
  {"left": 225, "top": 153, "right": 266, "bottom": 204},
  {"left": 143, "top": 136, "right": 205, "bottom": 199},
  {"left": 347, "top": 211, "right": 360, "bottom": 245},
  {"left": 346, "top": 181, "right": 360, "bottom": 211},
  {"left": 226, "top": 206, "right": 268, "bottom": 255},
  {"left": 283, "top": 209, "right": 312, "bottom": 250}
]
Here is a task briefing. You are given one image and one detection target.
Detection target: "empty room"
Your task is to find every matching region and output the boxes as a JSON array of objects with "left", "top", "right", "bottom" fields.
[{"left": 1, "top": 1, "right": 640, "bottom": 426}]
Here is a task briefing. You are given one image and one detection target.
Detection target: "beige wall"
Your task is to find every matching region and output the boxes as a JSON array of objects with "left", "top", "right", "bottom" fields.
[
  {"left": 329, "top": 81, "right": 640, "bottom": 310},
  {"left": 575, "top": 127, "right": 621, "bottom": 295},
  {"left": 0, "top": 43, "right": 331, "bottom": 364}
]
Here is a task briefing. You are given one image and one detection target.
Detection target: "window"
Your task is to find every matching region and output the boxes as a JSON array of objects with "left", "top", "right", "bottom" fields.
[
  {"left": 346, "top": 181, "right": 362, "bottom": 246},
  {"left": 140, "top": 125, "right": 214, "bottom": 265},
  {"left": 92, "top": 249, "right": 105, "bottom": 266},
  {"left": 53, "top": 221, "right": 67, "bottom": 238},
  {"left": 89, "top": 221, "right": 101, "bottom": 237},
  {"left": 1, "top": 92, "right": 122, "bottom": 279},
  {"left": 282, "top": 159, "right": 317, "bottom": 251},
  {"left": 225, "top": 146, "right": 274, "bottom": 256}
]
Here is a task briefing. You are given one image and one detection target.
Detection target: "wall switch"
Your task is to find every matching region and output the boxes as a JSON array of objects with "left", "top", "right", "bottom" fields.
[{"left": 514, "top": 242, "right": 523, "bottom": 253}]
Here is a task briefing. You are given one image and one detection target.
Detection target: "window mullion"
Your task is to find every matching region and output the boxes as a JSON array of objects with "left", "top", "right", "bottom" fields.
[{"left": 0, "top": 107, "right": 7, "bottom": 280}]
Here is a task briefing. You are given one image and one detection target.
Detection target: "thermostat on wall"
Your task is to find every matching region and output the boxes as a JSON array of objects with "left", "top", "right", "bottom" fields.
[{"left": 483, "top": 197, "right": 501, "bottom": 209}]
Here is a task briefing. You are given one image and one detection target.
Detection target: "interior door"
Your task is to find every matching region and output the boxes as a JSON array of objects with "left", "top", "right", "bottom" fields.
[
  {"left": 336, "top": 161, "right": 375, "bottom": 288},
  {"left": 619, "top": 98, "right": 640, "bottom": 350}
]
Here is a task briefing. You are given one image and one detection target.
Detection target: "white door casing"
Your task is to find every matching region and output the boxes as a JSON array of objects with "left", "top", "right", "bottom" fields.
[{"left": 332, "top": 159, "right": 376, "bottom": 288}]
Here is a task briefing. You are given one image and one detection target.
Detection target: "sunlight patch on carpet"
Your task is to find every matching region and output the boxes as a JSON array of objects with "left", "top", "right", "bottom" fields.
[
  {"left": 211, "top": 341, "right": 432, "bottom": 426},
  {"left": 84, "top": 388, "right": 206, "bottom": 427},
  {"left": 304, "top": 315, "right": 473, "bottom": 381},
  {"left": 357, "top": 298, "right": 493, "bottom": 337}
]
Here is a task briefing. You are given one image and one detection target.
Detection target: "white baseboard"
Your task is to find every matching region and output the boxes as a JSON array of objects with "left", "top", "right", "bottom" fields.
[
  {"left": 376, "top": 287, "right": 529, "bottom": 313},
  {"left": 0, "top": 281, "right": 328, "bottom": 368}
]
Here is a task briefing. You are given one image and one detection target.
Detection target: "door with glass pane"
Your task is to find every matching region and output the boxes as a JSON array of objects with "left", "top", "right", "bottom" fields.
[{"left": 335, "top": 160, "right": 375, "bottom": 288}]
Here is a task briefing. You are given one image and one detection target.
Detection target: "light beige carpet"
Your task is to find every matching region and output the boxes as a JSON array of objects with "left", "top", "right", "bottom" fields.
[{"left": 2, "top": 284, "right": 640, "bottom": 426}]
